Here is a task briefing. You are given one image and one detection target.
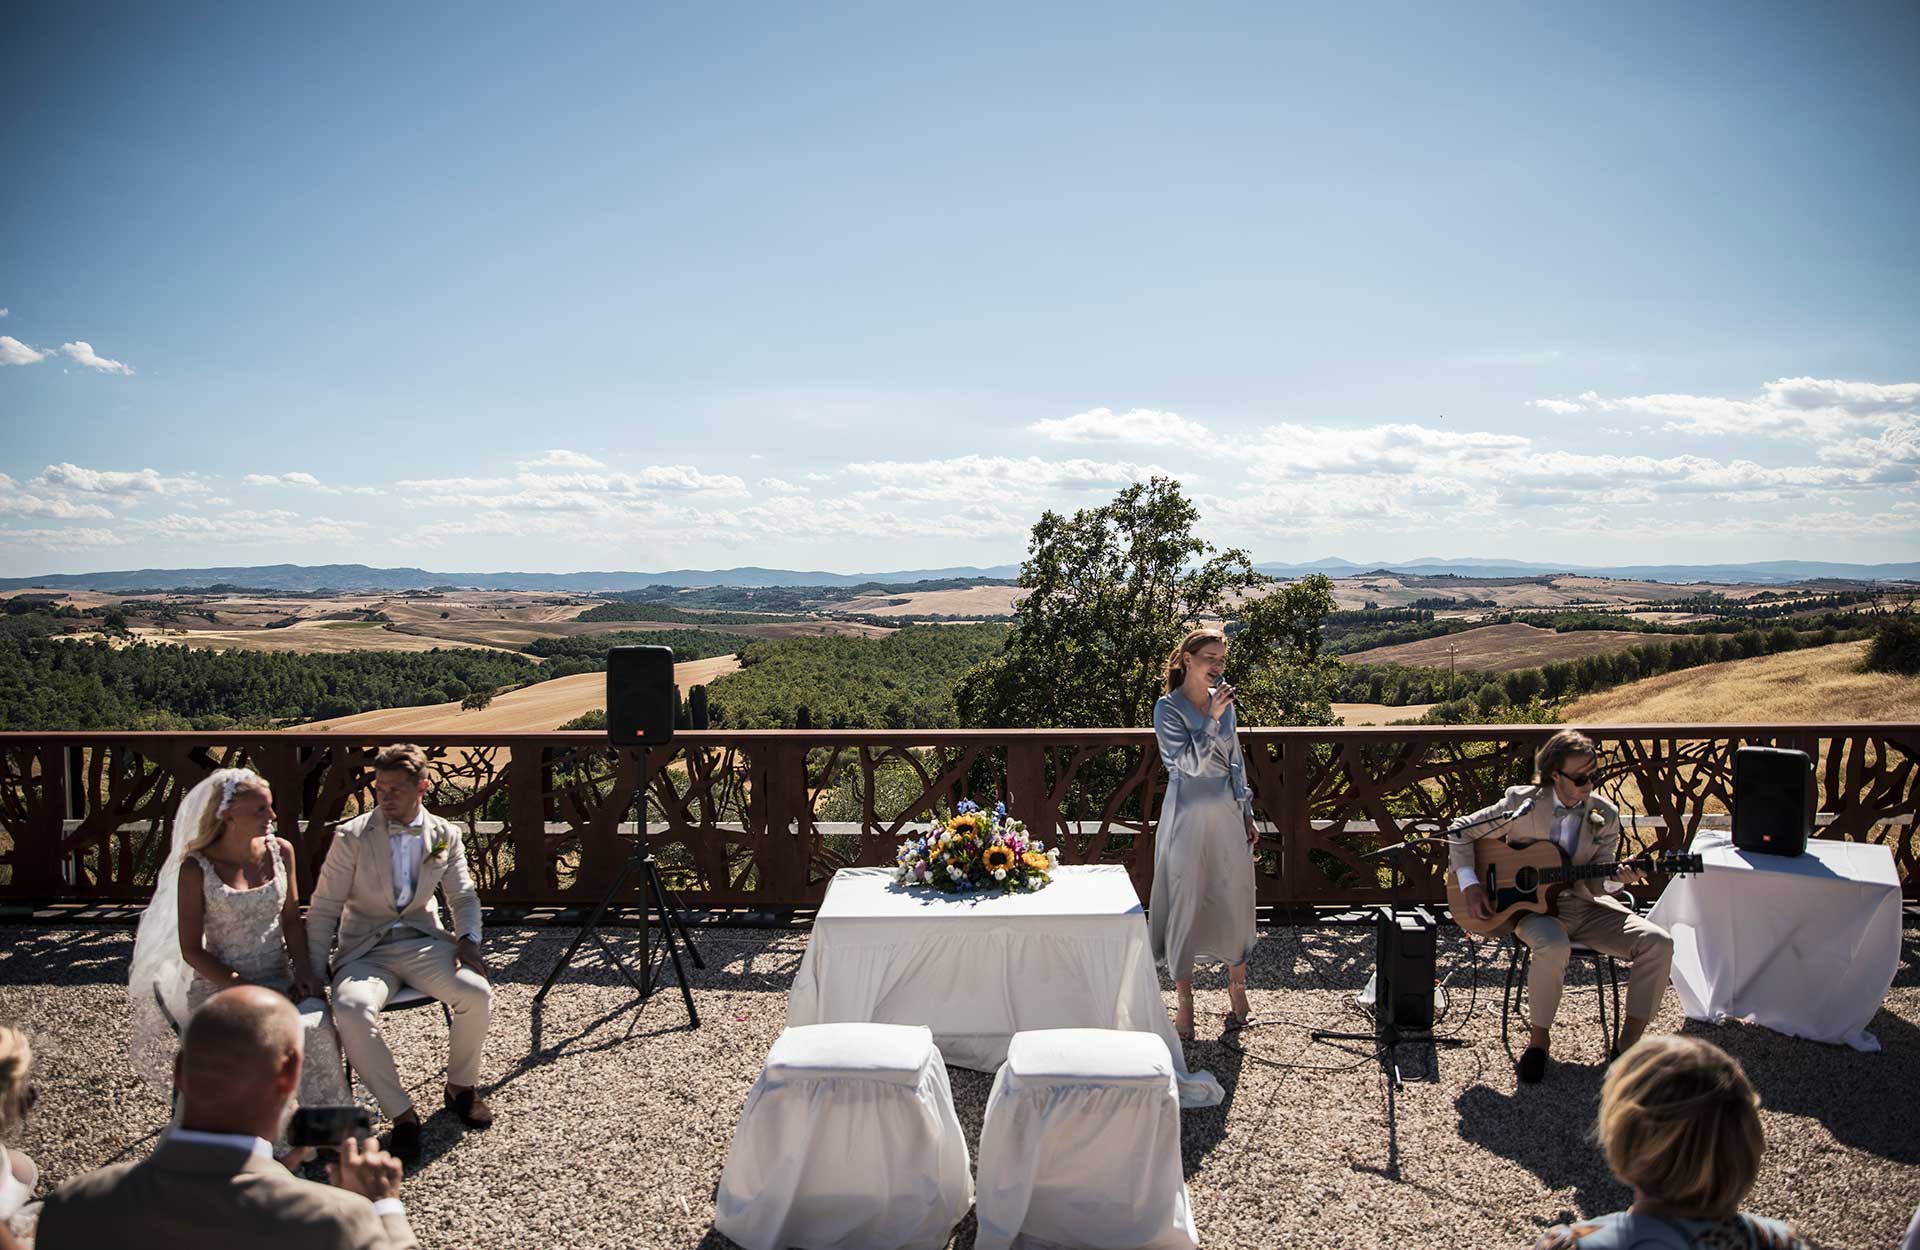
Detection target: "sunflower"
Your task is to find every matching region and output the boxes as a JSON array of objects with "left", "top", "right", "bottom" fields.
[
  {"left": 948, "top": 813, "right": 980, "bottom": 836},
  {"left": 1021, "top": 851, "right": 1051, "bottom": 872},
  {"left": 982, "top": 844, "right": 1016, "bottom": 872}
]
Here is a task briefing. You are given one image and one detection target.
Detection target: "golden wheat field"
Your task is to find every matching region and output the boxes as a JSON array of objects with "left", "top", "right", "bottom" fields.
[
  {"left": 1340, "top": 621, "right": 1687, "bottom": 673},
  {"left": 837, "top": 585, "right": 1026, "bottom": 616},
  {"left": 295, "top": 653, "right": 742, "bottom": 733},
  {"left": 1562, "top": 640, "right": 1917, "bottom": 723}
]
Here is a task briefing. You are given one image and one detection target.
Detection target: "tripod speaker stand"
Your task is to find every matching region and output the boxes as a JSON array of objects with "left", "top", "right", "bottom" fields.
[
  {"left": 532, "top": 646, "right": 704, "bottom": 1024},
  {"left": 1311, "top": 829, "right": 1462, "bottom": 1087}
]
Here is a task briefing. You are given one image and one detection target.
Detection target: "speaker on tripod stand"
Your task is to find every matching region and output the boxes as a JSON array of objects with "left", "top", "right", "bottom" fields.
[{"left": 533, "top": 645, "right": 704, "bottom": 1020}]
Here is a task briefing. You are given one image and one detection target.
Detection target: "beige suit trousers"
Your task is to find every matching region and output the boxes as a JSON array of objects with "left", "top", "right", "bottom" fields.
[
  {"left": 333, "top": 929, "right": 492, "bottom": 1117},
  {"left": 1514, "top": 892, "right": 1673, "bottom": 1031}
]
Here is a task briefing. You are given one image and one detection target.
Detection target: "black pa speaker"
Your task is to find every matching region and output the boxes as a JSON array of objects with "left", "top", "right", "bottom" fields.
[
  {"left": 607, "top": 646, "right": 677, "bottom": 748},
  {"left": 1732, "top": 746, "right": 1812, "bottom": 857},
  {"left": 1375, "top": 906, "right": 1438, "bottom": 1030}
]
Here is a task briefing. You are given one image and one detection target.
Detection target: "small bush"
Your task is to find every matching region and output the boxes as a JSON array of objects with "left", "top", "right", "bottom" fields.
[{"left": 1865, "top": 615, "right": 1920, "bottom": 676}]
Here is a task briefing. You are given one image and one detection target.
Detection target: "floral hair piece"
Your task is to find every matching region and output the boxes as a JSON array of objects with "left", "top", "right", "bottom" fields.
[{"left": 215, "top": 769, "right": 262, "bottom": 819}]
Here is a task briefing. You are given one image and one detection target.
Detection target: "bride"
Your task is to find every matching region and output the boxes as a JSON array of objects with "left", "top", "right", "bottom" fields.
[{"left": 130, "top": 767, "right": 352, "bottom": 1112}]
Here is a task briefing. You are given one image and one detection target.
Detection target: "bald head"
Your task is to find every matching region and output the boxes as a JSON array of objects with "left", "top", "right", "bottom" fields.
[{"left": 177, "top": 986, "right": 303, "bottom": 1136}]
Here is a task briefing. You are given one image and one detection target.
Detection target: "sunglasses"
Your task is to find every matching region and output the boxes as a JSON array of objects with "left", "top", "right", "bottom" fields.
[{"left": 1556, "top": 769, "right": 1598, "bottom": 787}]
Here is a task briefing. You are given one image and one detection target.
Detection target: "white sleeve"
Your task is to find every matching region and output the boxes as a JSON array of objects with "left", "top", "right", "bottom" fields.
[{"left": 1454, "top": 865, "right": 1480, "bottom": 890}]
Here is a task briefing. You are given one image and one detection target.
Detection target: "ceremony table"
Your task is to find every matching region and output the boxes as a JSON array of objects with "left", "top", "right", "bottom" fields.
[
  {"left": 1646, "top": 831, "right": 1902, "bottom": 1051},
  {"left": 786, "top": 865, "right": 1224, "bottom": 1107}
]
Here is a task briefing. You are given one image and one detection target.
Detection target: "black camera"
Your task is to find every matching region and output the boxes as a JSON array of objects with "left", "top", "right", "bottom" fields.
[{"left": 287, "top": 1104, "right": 374, "bottom": 1151}]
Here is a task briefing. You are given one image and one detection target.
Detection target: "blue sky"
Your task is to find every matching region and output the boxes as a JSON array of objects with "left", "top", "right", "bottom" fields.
[{"left": 3, "top": 2, "right": 1917, "bottom": 576}]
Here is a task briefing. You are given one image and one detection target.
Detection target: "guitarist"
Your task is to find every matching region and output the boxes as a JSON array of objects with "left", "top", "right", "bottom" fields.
[{"left": 1449, "top": 730, "right": 1674, "bottom": 1085}]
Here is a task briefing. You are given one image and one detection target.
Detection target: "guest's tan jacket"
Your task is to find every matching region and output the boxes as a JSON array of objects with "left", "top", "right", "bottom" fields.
[
  {"left": 1447, "top": 783, "right": 1624, "bottom": 904},
  {"left": 37, "top": 1138, "right": 418, "bottom": 1250},
  {"left": 305, "top": 807, "right": 484, "bottom": 984}
]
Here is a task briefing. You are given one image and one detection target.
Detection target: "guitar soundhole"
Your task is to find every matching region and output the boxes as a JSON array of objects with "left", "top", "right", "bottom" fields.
[{"left": 1514, "top": 867, "right": 1537, "bottom": 891}]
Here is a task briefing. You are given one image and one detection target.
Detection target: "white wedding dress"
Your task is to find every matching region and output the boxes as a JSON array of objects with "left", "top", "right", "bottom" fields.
[{"left": 130, "top": 771, "right": 351, "bottom": 1110}]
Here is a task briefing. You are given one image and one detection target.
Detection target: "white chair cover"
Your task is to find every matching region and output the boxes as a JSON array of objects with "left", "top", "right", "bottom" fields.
[
  {"left": 714, "top": 1023, "right": 972, "bottom": 1250},
  {"left": 975, "top": 1028, "right": 1197, "bottom": 1250}
]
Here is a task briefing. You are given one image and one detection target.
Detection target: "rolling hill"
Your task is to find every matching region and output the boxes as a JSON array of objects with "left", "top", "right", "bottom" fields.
[{"left": 1562, "top": 641, "right": 1918, "bottom": 723}]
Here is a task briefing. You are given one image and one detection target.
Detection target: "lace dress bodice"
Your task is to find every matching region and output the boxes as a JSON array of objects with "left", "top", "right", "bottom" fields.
[{"left": 190, "top": 841, "right": 289, "bottom": 986}]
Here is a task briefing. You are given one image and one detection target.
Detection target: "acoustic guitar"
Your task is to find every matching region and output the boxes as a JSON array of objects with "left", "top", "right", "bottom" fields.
[{"left": 1445, "top": 839, "right": 1705, "bottom": 935}]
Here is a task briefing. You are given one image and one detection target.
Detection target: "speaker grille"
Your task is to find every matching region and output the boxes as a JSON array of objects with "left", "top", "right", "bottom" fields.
[{"left": 607, "top": 646, "right": 677, "bottom": 748}]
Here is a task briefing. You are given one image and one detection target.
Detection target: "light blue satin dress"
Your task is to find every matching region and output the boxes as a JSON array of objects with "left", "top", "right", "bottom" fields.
[{"left": 1149, "top": 690, "right": 1257, "bottom": 981}]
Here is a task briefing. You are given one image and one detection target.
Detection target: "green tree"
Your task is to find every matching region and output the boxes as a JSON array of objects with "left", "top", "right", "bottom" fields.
[
  {"left": 1225, "top": 575, "right": 1341, "bottom": 726},
  {"left": 955, "top": 478, "right": 1259, "bottom": 728},
  {"left": 461, "top": 686, "right": 496, "bottom": 711}
]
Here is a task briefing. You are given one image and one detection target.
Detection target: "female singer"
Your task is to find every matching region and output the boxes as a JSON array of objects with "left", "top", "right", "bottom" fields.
[{"left": 1149, "top": 627, "right": 1258, "bottom": 1041}]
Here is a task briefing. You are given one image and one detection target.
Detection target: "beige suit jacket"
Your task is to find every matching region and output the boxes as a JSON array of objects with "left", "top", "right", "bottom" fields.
[
  {"left": 305, "top": 808, "right": 484, "bottom": 984},
  {"left": 1446, "top": 783, "right": 1622, "bottom": 903},
  {"left": 37, "top": 1139, "right": 418, "bottom": 1250}
]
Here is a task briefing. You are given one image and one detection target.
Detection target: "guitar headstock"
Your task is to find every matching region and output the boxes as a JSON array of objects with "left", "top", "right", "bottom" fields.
[{"left": 1652, "top": 851, "right": 1706, "bottom": 876}]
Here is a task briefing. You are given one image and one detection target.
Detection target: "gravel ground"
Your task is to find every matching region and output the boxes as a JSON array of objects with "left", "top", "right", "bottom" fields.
[{"left": 2, "top": 917, "right": 1915, "bottom": 1250}]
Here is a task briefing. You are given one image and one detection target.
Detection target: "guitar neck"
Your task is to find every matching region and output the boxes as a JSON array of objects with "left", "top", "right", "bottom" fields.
[{"left": 1538, "top": 859, "right": 1634, "bottom": 887}]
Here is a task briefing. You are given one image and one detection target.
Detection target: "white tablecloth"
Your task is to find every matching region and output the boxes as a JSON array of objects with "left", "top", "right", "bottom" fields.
[
  {"left": 714, "top": 1024, "right": 972, "bottom": 1250},
  {"left": 975, "top": 1028, "right": 1197, "bottom": 1250},
  {"left": 1647, "top": 832, "right": 1903, "bottom": 1051},
  {"left": 787, "top": 866, "right": 1223, "bottom": 1107}
]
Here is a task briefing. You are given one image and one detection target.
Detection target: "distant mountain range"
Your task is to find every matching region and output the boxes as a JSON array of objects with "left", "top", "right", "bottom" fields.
[
  {"left": 0, "top": 563, "right": 1026, "bottom": 594},
  {"left": 2, "top": 557, "right": 1916, "bottom": 594},
  {"left": 1250, "top": 558, "right": 1920, "bottom": 583}
]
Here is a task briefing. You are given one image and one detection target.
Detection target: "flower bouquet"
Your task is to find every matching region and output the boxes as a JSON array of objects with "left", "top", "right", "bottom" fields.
[{"left": 893, "top": 799, "right": 1058, "bottom": 894}]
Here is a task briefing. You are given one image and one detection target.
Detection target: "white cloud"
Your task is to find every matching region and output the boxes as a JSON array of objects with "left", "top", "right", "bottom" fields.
[
  {"left": 0, "top": 475, "right": 115, "bottom": 520},
  {"left": 33, "top": 463, "right": 209, "bottom": 499},
  {"left": 243, "top": 471, "right": 381, "bottom": 496},
  {"left": 759, "top": 477, "right": 809, "bottom": 494},
  {"left": 0, "top": 308, "right": 9, "bottom": 317},
  {"left": 128, "top": 510, "right": 368, "bottom": 546},
  {"left": 395, "top": 465, "right": 748, "bottom": 516},
  {"left": 1242, "top": 423, "right": 1527, "bottom": 481},
  {"left": 1569, "top": 376, "right": 1919, "bottom": 441},
  {"left": 60, "top": 341, "right": 133, "bottom": 375},
  {"left": 0, "top": 336, "right": 46, "bottom": 366},
  {"left": 0, "top": 525, "right": 123, "bottom": 550},
  {"left": 1529, "top": 398, "right": 1585, "bottom": 415},
  {"left": 394, "top": 476, "right": 515, "bottom": 493},
  {"left": 1029, "top": 407, "right": 1211, "bottom": 446},
  {"left": 1762, "top": 377, "right": 1920, "bottom": 417},
  {"left": 846, "top": 454, "right": 1165, "bottom": 497},
  {"left": 519, "top": 449, "right": 607, "bottom": 469}
]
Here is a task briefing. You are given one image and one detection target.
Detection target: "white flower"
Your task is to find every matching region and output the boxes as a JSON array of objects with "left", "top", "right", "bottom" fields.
[{"left": 992, "top": 868, "right": 1007, "bottom": 881}]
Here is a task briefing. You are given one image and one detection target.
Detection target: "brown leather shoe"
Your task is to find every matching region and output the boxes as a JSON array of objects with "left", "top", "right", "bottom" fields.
[{"left": 444, "top": 1085, "right": 495, "bottom": 1128}]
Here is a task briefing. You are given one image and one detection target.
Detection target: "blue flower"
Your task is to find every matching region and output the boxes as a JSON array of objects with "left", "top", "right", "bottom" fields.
[
  {"left": 994, "top": 801, "right": 1007, "bottom": 819},
  {"left": 956, "top": 799, "right": 978, "bottom": 814}
]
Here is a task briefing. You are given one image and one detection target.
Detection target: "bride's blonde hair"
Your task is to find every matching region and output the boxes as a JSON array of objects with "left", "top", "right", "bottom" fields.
[{"left": 188, "top": 768, "right": 272, "bottom": 852}]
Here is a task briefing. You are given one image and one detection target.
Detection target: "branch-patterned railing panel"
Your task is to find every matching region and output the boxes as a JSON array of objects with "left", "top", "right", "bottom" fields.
[{"left": 1, "top": 726, "right": 1914, "bottom": 908}]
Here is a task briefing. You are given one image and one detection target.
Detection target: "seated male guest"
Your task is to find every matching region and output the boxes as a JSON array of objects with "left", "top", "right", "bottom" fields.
[
  {"left": 37, "top": 986, "right": 417, "bottom": 1250},
  {"left": 307, "top": 743, "right": 495, "bottom": 1162},
  {"left": 1450, "top": 729, "right": 1673, "bottom": 1083}
]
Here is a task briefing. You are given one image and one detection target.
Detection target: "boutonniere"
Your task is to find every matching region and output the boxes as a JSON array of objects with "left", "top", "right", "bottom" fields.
[
  {"left": 1588, "top": 809, "right": 1607, "bottom": 826},
  {"left": 426, "top": 831, "right": 451, "bottom": 864}
]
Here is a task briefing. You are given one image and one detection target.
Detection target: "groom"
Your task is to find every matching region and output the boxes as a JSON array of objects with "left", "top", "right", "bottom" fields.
[{"left": 307, "top": 742, "right": 496, "bottom": 1162}]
